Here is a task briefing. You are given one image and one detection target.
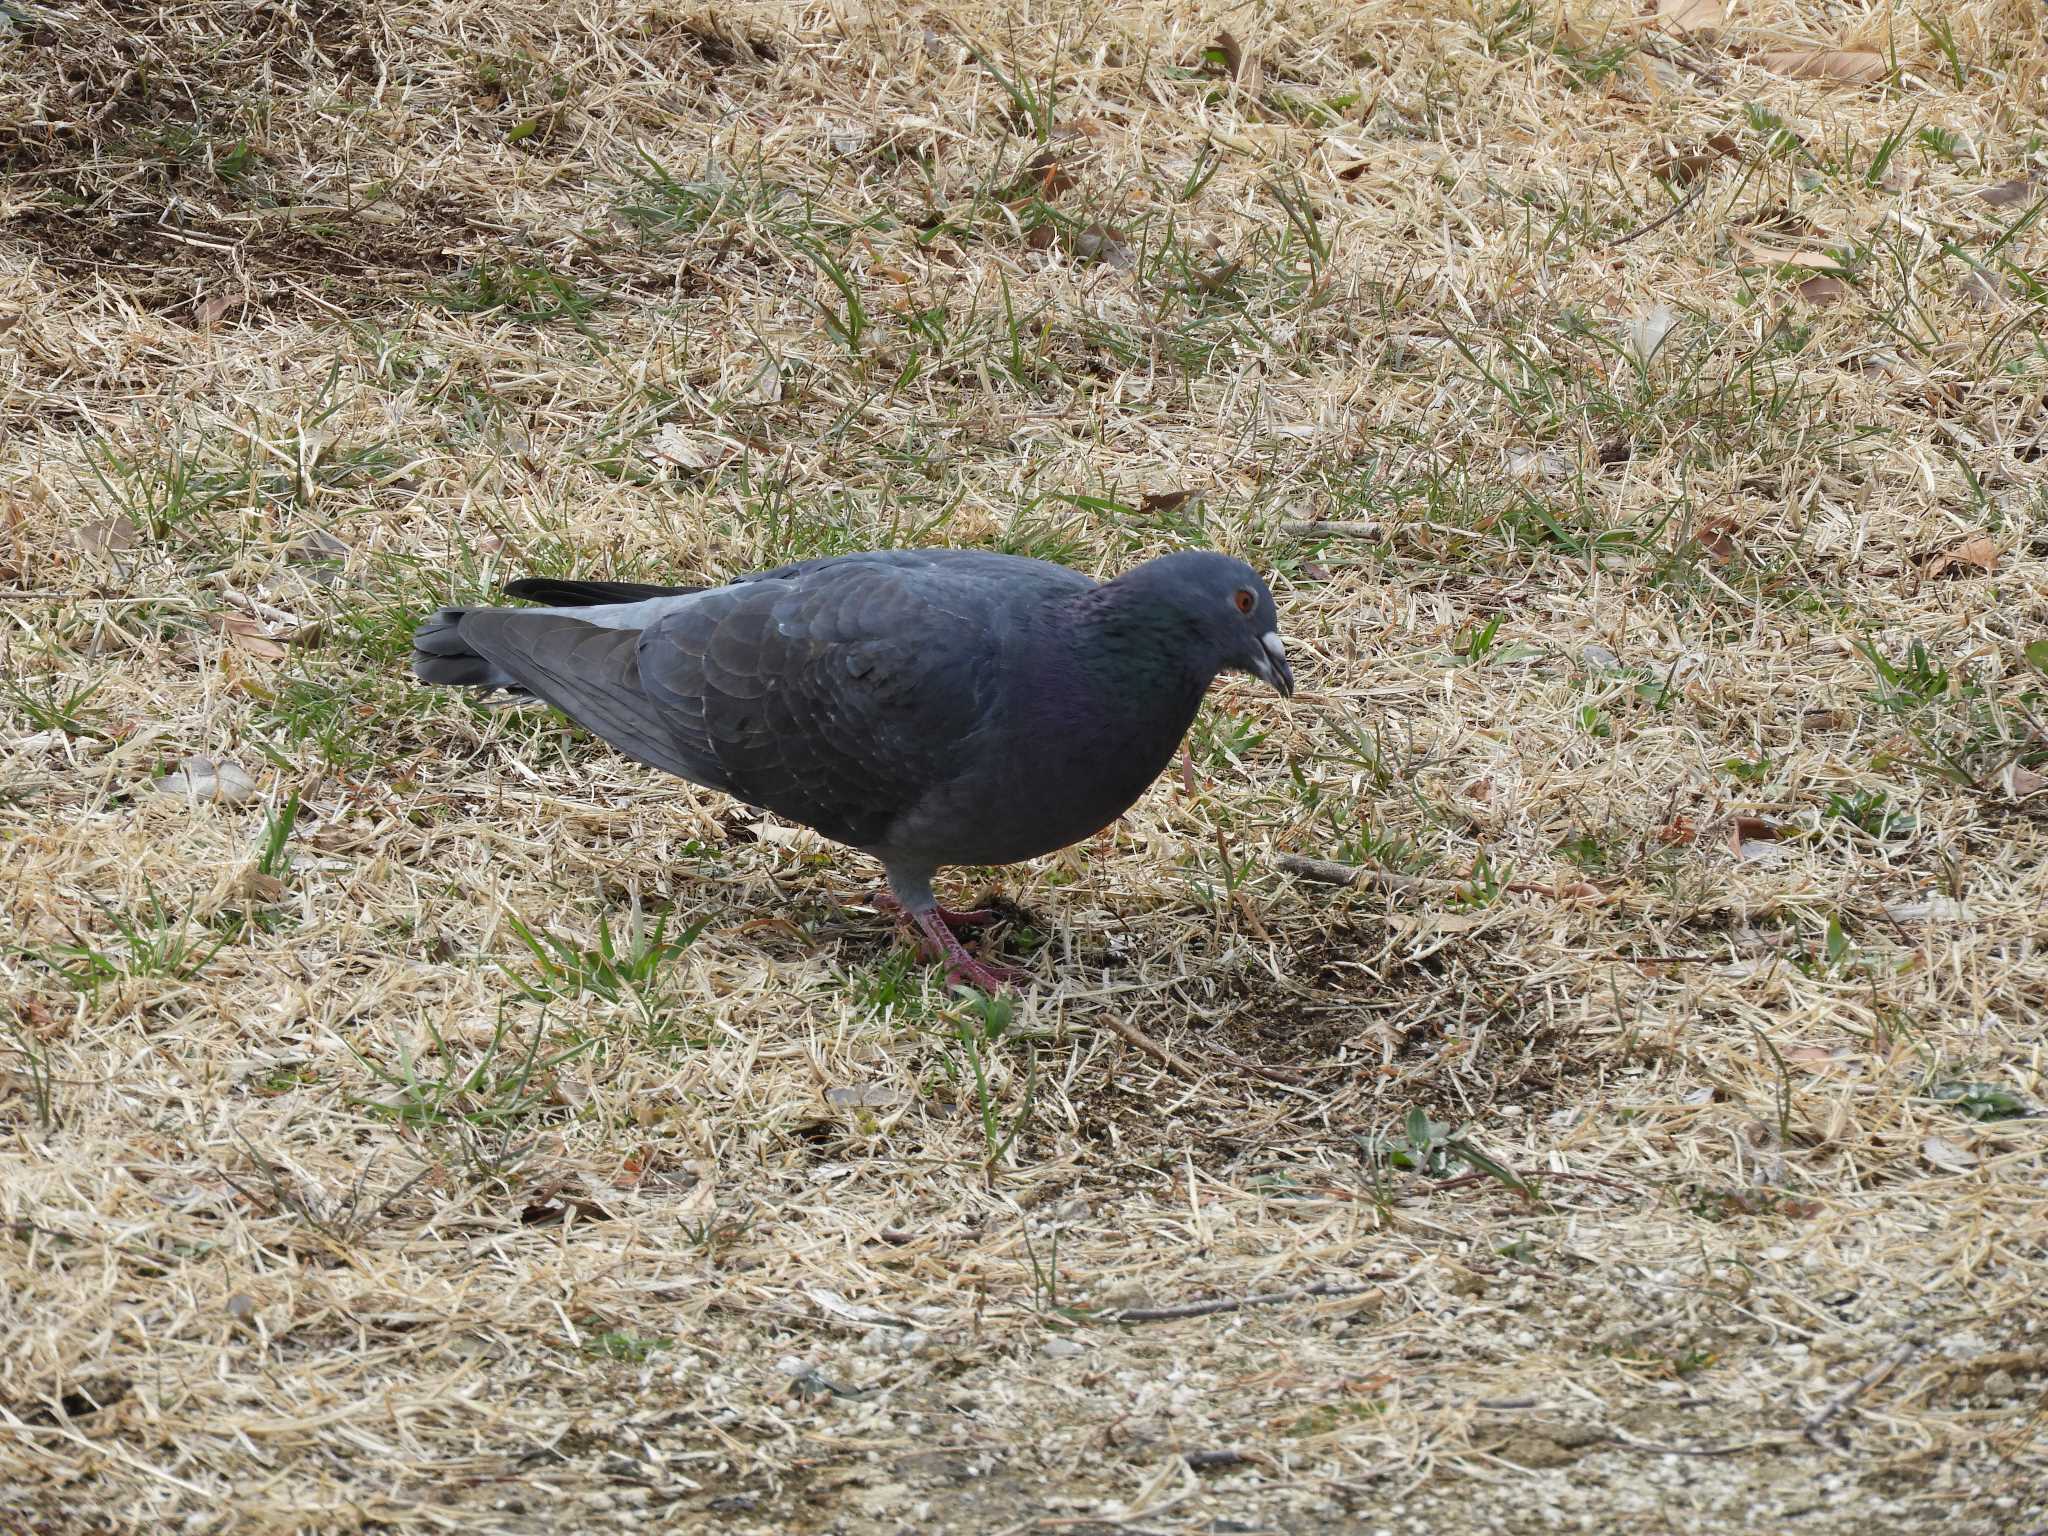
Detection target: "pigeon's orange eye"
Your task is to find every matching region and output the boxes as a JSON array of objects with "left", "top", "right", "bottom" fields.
[{"left": 1233, "top": 589, "right": 1254, "bottom": 615}]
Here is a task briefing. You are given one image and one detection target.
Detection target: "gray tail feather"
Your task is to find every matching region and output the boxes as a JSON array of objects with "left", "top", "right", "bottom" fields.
[{"left": 412, "top": 608, "right": 523, "bottom": 691}]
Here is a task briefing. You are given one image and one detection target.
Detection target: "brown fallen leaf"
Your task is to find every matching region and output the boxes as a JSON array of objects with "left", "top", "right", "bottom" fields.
[
  {"left": 77, "top": 515, "right": 141, "bottom": 561},
  {"left": 1783, "top": 1045, "right": 1857, "bottom": 1073},
  {"left": 235, "top": 869, "right": 288, "bottom": 904},
  {"left": 1657, "top": 815, "right": 1699, "bottom": 846},
  {"left": 1069, "top": 223, "right": 1133, "bottom": 268},
  {"left": 1202, "top": 30, "right": 1243, "bottom": 79},
  {"left": 1960, "top": 270, "right": 2007, "bottom": 309},
  {"left": 1654, "top": 0, "right": 1725, "bottom": 38},
  {"left": 215, "top": 613, "right": 290, "bottom": 661},
  {"left": 1757, "top": 49, "right": 1887, "bottom": 85},
  {"left": 1794, "top": 275, "right": 1848, "bottom": 305},
  {"left": 1976, "top": 178, "right": 2036, "bottom": 208},
  {"left": 1737, "top": 235, "right": 1843, "bottom": 272},
  {"left": 2002, "top": 763, "right": 2047, "bottom": 799},
  {"left": 1651, "top": 132, "right": 1739, "bottom": 186},
  {"left": 1727, "top": 815, "right": 1788, "bottom": 859},
  {"left": 1922, "top": 533, "right": 1998, "bottom": 579},
  {"left": 1693, "top": 514, "right": 1739, "bottom": 564},
  {"left": 1024, "top": 145, "right": 1076, "bottom": 199}
]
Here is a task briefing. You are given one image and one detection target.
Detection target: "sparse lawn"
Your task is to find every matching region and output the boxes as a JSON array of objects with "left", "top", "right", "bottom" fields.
[{"left": 3, "top": 2, "right": 2045, "bottom": 1532}]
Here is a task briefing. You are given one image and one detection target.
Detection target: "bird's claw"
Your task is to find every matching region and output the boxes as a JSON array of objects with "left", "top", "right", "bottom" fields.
[
  {"left": 943, "top": 956, "right": 1034, "bottom": 992},
  {"left": 870, "top": 889, "right": 999, "bottom": 932},
  {"left": 907, "top": 906, "right": 1031, "bottom": 992}
]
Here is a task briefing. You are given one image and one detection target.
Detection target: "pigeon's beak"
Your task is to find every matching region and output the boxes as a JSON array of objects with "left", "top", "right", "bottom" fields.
[{"left": 1252, "top": 631, "right": 1294, "bottom": 698}]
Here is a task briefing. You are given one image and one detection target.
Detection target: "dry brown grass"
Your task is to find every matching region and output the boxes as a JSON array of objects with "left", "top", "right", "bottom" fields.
[{"left": 4, "top": 1, "right": 2047, "bottom": 1531}]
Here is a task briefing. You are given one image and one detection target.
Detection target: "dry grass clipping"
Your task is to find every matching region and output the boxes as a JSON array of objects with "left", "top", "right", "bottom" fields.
[{"left": 3, "top": 1, "right": 2046, "bottom": 1532}]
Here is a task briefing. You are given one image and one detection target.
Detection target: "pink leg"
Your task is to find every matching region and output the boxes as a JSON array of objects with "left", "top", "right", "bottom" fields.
[
  {"left": 910, "top": 908, "right": 1033, "bottom": 992},
  {"left": 871, "top": 889, "right": 999, "bottom": 932}
]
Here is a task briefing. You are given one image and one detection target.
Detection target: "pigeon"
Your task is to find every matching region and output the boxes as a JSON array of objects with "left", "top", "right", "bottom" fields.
[{"left": 412, "top": 548, "right": 1292, "bottom": 989}]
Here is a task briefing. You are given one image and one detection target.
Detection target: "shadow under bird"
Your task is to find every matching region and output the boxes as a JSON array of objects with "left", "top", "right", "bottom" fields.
[{"left": 411, "top": 548, "right": 1293, "bottom": 990}]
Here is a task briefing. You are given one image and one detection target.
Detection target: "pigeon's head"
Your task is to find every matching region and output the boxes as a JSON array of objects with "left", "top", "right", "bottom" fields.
[{"left": 1121, "top": 551, "right": 1293, "bottom": 698}]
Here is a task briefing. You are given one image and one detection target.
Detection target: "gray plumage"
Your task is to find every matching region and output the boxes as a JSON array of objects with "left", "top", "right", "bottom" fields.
[{"left": 412, "top": 548, "right": 1293, "bottom": 987}]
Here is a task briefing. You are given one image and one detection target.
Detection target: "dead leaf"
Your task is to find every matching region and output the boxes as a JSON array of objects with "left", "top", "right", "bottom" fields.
[
  {"left": 1974, "top": 178, "right": 2035, "bottom": 209},
  {"left": 1922, "top": 533, "right": 1998, "bottom": 579},
  {"left": 1069, "top": 223, "right": 1132, "bottom": 269},
  {"left": 1974, "top": 178, "right": 2039, "bottom": 208},
  {"left": 826, "top": 1084, "right": 907, "bottom": 1110},
  {"left": 1960, "top": 269, "right": 2007, "bottom": 309},
  {"left": 806, "top": 1287, "right": 909, "bottom": 1327},
  {"left": 1757, "top": 49, "right": 1887, "bottom": 85},
  {"left": 1884, "top": 894, "right": 1975, "bottom": 923},
  {"left": 826, "top": 121, "right": 871, "bottom": 157},
  {"left": 77, "top": 515, "right": 140, "bottom": 561},
  {"left": 214, "top": 613, "right": 290, "bottom": 661},
  {"left": 1794, "top": 275, "right": 1848, "bottom": 305},
  {"left": 1784, "top": 1045, "right": 1850, "bottom": 1069},
  {"left": 1626, "top": 306, "right": 1679, "bottom": 370},
  {"left": 641, "top": 423, "right": 735, "bottom": 472},
  {"left": 1654, "top": 0, "right": 1725, "bottom": 38},
  {"left": 1024, "top": 146, "right": 1077, "bottom": 199},
  {"left": 235, "top": 869, "right": 287, "bottom": 904},
  {"left": 1201, "top": 30, "right": 1243, "bottom": 79},
  {"left": 1651, "top": 132, "right": 1739, "bottom": 186},
  {"left": 1920, "top": 1134, "right": 1979, "bottom": 1173},
  {"left": 1727, "top": 815, "right": 1788, "bottom": 860},
  {"left": 150, "top": 756, "right": 259, "bottom": 806},
  {"left": 2001, "top": 763, "right": 2046, "bottom": 800},
  {"left": 1657, "top": 815, "right": 1698, "bottom": 846},
  {"left": 1737, "top": 235, "right": 1843, "bottom": 272},
  {"left": 1507, "top": 447, "right": 1571, "bottom": 482},
  {"left": 1693, "top": 515, "right": 1739, "bottom": 564},
  {"left": 285, "top": 529, "right": 349, "bottom": 584}
]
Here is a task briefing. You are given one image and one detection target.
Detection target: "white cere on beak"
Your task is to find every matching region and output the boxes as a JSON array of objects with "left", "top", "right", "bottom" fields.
[{"left": 1257, "top": 631, "right": 1294, "bottom": 697}]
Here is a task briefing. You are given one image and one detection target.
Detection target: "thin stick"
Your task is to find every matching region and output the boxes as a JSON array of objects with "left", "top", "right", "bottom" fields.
[
  {"left": 1102, "top": 1279, "right": 1388, "bottom": 1324},
  {"left": 1280, "top": 519, "right": 1382, "bottom": 539},
  {"left": 1804, "top": 1339, "right": 1919, "bottom": 1443},
  {"left": 1275, "top": 853, "right": 1431, "bottom": 894},
  {"left": 1097, "top": 1015, "right": 1200, "bottom": 1080},
  {"left": 1606, "top": 179, "right": 1708, "bottom": 250},
  {"left": 1276, "top": 853, "right": 1607, "bottom": 904}
]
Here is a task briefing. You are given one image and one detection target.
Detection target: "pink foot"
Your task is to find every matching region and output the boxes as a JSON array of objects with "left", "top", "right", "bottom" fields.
[
  {"left": 910, "top": 908, "right": 1033, "bottom": 992},
  {"left": 872, "top": 889, "right": 999, "bottom": 932}
]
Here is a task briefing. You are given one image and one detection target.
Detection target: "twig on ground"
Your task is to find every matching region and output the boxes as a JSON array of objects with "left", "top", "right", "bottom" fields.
[
  {"left": 1805, "top": 1339, "right": 1919, "bottom": 1444},
  {"left": 1095, "top": 1015, "right": 1202, "bottom": 1080},
  {"left": 1101, "top": 1279, "right": 1390, "bottom": 1324},
  {"left": 1281, "top": 519, "right": 1383, "bottom": 539},
  {"left": 1275, "top": 853, "right": 1605, "bottom": 904}
]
